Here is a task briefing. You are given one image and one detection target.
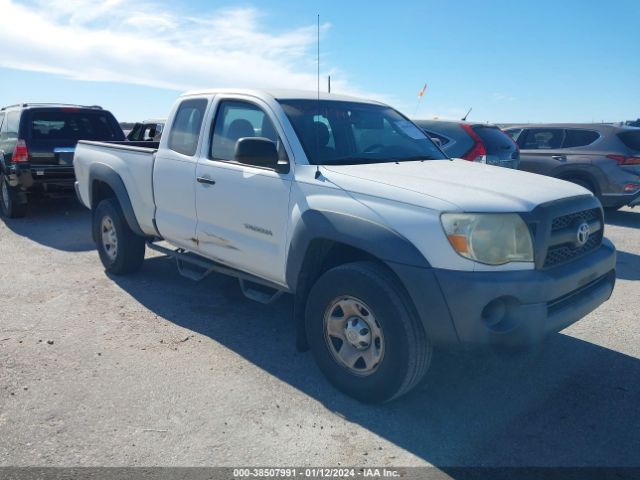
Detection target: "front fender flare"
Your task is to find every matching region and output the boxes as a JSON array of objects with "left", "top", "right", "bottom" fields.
[
  {"left": 285, "top": 209, "right": 430, "bottom": 290},
  {"left": 286, "top": 209, "right": 459, "bottom": 349}
]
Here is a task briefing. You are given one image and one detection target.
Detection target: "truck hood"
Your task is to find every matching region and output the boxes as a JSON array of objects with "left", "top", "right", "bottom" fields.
[{"left": 322, "top": 159, "right": 590, "bottom": 212}]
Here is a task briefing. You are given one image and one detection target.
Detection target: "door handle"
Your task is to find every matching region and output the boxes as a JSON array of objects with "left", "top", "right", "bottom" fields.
[
  {"left": 196, "top": 176, "right": 216, "bottom": 185},
  {"left": 552, "top": 155, "right": 567, "bottom": 161}
]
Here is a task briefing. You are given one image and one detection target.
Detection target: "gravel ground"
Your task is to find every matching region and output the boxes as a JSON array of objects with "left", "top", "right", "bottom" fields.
[{"left": 0, "top": 197, "right": 639, "bottom": 469}]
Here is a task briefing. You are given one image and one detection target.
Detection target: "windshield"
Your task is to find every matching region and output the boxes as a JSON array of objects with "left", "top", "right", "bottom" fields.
[{"left": 278, "top": 100, "right": 447, "bottom": 165}]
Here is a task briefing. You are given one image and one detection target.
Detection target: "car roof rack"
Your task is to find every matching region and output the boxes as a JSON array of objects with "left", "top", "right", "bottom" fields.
[{"left": 1, "top": 103, "right": 103, "bottom": 111}]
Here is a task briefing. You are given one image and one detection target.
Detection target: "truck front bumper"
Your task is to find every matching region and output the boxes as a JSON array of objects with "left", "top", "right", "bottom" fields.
[{"left": 391, "top": 239, "right": 616, "bottom": 348}]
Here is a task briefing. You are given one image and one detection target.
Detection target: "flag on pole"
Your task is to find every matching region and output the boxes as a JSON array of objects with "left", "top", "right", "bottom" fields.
[{"left": 418, "top": 83, "right": 427, "bottom": 98}]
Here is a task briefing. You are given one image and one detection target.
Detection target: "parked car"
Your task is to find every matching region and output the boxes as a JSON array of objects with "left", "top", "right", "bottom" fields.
[
  {"left": 503, "top": 124, "right": 640, "bottom": 210},
  {"left": 414, "top": 119, "right": 520, "bottom": 169},
  {"left": 74, "top": 89, "right": 615, "bottom": 403},
  {"left": 0, "top": 103, "right": 124, "bottom": 218},
  {"left": 126, "top": 119, "right": 165, "bottom": 142}
]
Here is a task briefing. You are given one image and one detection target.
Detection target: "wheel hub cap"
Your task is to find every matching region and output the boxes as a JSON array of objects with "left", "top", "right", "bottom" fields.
[
  {"left": 344, "top": 317, "right": 371, "bottom": 350},
  {"left": 101, "top": 216, "right": 118, "bottom": 261},
  {"left": 324, "top": 296, "right": 384, "bottom": 376}
]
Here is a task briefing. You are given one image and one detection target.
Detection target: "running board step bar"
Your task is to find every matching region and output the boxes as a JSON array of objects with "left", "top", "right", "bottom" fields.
[
  {"left": 239, "top": 279, "right": 284, "bottom": 304},
  {"left": 146, "top": 242, "right": 287, "bottom": 303}
]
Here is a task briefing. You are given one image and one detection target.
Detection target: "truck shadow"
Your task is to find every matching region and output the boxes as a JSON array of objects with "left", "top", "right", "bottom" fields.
[
  {"left": 111, "top": 255, "right": 640, "bottom": 471},
  {"left": 616, "top": 250, "right": 640, "bottom": 281},
  {"left": 0, "top": 196, "right": 94, "bottom": 252},
  {"left": 605, "top": 208, "right": 640, "bottom": 228}
]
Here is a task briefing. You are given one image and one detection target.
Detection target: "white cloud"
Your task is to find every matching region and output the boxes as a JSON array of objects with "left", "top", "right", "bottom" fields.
[
  {"left": 492, "top": 92, "right": 516, "bottom": 102},
  {"left": 0, "top": 0, "right": 368, "bottom": 96}
]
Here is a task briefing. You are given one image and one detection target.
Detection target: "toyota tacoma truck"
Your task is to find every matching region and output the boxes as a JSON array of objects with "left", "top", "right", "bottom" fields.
[{"left": 73, "top": 89, "right": 617, "bottom": 403}]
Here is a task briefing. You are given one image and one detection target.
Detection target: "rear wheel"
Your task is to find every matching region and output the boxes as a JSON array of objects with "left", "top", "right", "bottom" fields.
[
  {"left": 305, "top": 261, "right": 432, "bottom": 403},
  {"left": 93, "top": 198, "right": 145, "bottom": 274},
  {"left": 0, "top": 174, "right": 27, "bottom": 218}
]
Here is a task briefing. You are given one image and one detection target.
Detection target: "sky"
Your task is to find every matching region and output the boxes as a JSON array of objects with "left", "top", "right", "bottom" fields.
[{"left": 0, "top": 0, "right": 638, "bottom": 123}]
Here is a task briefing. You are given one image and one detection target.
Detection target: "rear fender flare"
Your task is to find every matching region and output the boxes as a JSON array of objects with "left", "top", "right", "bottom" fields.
[{"left": 88, "top": 163, "right": 145, "bottom": 238}]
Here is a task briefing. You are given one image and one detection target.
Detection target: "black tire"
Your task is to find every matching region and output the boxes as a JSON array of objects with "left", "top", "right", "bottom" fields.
[
  {"left": 0, "top": 174, "right": 27, "bottom": 218},
  {"left": 93, "top": 198, "right": 145, "bottom": 274},
  {"left": 305, "top": 261, "right": 432, "bottom": 403}
]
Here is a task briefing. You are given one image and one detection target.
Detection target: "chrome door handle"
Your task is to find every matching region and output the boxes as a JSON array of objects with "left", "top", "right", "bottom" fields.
[
  {"left": 552, "top": 155, "right": 567, "bottom": 161},
  {"left": 196, "top": 176, "right": 216, "bottom": 185}
]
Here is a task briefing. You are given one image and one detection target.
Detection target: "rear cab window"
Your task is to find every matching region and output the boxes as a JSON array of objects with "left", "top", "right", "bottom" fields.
[
  {"left": 25, "top": 109, "right": 124, "bottom": 142},
  {"left": 168, "top": 99, "right": 208, "bottom": 156}
]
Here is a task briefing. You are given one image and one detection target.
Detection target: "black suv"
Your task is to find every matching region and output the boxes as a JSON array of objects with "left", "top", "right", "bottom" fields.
[{"left": 0, "top": 103, "right": 124, "bottom": 217}]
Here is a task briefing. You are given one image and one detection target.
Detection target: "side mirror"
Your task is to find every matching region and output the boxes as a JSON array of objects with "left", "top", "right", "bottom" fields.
[
  {"left": 235, "top": 137, "right": 279, "bottom": 169},
  {"left": 430, "top": 137, "right": 442, "bottom": 148}
]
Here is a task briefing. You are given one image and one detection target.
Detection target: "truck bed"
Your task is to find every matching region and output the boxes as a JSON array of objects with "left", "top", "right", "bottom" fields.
[{"left": 73, "top": 140, "right": 159, "bottom": 237}]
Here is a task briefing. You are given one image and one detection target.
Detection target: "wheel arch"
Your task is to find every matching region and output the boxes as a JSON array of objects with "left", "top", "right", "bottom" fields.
[
  {"left": 286, "top": 210, "right": 434, "bottom": 351},
  {"left": 88, "top": 163, "right": 145, "bottom": 238},
  {"left": 553, "top": 167, "right": 602, "bottom": 196}
]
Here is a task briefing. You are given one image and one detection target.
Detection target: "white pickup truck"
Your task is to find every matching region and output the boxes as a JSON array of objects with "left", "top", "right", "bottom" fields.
[{"left": 74, "top": 89, "right": 616, "bottom": 403}]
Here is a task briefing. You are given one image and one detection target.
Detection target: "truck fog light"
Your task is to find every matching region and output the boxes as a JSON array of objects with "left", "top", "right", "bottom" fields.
[{"left": 482, "top": 298, "right": 506, "bottom": 328}]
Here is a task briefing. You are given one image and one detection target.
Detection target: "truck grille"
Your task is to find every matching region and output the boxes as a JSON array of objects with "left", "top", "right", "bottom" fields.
[
  {"left": 551, "top": 208, "right": 600, "bottom": 230},
  {"left": 543, "top": 207, "right": 603, "bottom": 268}
]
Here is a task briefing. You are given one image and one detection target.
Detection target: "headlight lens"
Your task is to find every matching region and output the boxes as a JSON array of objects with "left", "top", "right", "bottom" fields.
[{"left": 440, "top": 213, "right": 534, "bottom": 265}]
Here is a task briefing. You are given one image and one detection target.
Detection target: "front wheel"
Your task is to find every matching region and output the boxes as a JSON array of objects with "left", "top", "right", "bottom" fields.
[
  {"left": 305, "top": 261, "right": 432, "bottom": 403},
  {"left": 0, "top": 174, "right": 27, "bottom": 218},
  {"left": 93, "top": 198, "right": 146, "bottom": 274}
]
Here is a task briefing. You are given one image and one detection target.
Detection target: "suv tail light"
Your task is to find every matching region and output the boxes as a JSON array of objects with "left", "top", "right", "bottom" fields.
[
  {"left": 624, "top": 183, "right": 640, "bottom": 193},
  {"left": 460, "top": 124, "right": 487, "bottom": 161},
  {"left": 12, "top": 140, "right": 29, "bottom": 163},
  {"left": 607, "top": 154, "right": 640, "bottom": 165}
]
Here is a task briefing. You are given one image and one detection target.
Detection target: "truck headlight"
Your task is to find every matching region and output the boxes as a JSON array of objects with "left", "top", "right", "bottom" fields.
[{"left": 440, "top": 213, "right": 534, "bottom": 265}]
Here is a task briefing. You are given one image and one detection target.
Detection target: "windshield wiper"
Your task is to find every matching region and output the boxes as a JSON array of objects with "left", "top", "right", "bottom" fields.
[
  {"left": 388, "top": 155, "right": 439, "bottom": 162},
  {"left": 321, "top": 155, "right": 441, "bottom": 165},
  {"left": 322, "top": 157, "right": 385, "bottom": 165}
]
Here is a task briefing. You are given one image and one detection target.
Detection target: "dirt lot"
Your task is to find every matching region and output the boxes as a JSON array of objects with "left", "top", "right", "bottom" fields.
[{"left": 1, "top": 197, "right": 639, "bottom": 469}]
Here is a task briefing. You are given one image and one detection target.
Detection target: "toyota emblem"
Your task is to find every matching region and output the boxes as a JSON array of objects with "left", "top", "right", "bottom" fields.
[{"left": 576, "top": 222, "right": 591, "bottom": 247}]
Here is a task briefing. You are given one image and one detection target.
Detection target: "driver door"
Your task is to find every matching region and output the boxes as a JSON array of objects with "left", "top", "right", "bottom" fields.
[{"left": 194, "top": 97, "right": 293, "bottom": 285}]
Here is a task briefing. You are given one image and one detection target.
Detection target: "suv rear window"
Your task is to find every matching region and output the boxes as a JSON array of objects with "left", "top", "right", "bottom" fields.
[
  {"left": 562, "top": 129, "right": 599, "bottom": 148},
  {"left": 26, "top": 110, "right": 123, "bottom": 142},
  {"left": 472, "top": 126, "right": 516, "bottom": 153},
  {"left": 618, "top": 131, "right": 640, "bottom": 151}
]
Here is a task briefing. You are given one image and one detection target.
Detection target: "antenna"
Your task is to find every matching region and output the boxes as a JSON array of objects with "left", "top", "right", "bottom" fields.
[
  {"left": 461, "top": 107, "right": 472, "bottom": 121},
  {"left": 328, "top": 75, "right": 331, "bottom": 93},
  {"left": 315, "top": 13, "right": 321, "bottom": 179}
]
